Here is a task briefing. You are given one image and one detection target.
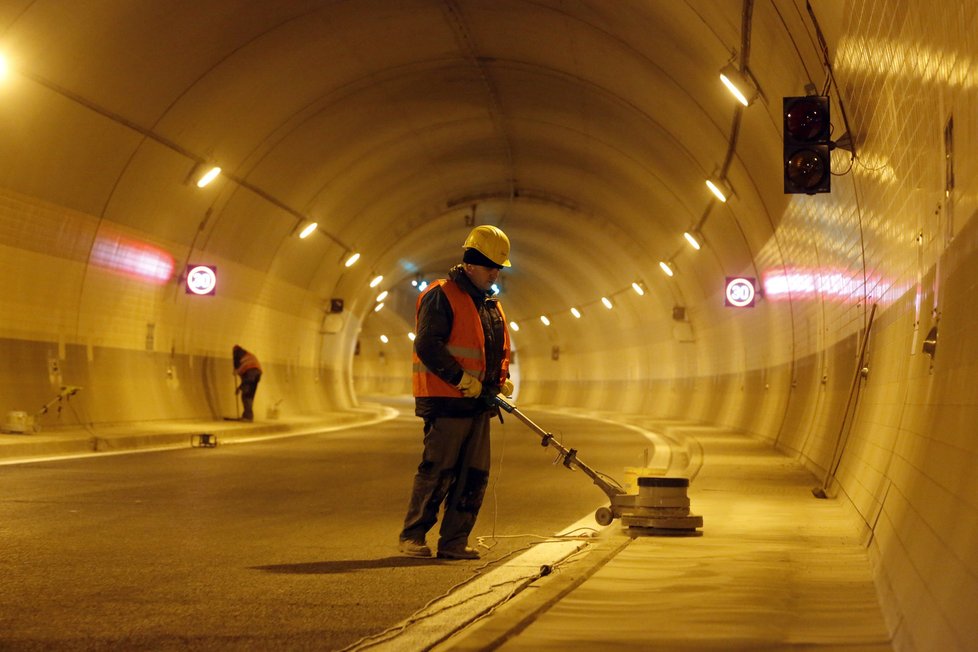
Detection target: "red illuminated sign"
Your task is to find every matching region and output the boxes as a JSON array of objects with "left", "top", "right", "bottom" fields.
[
  {"left": 186, "top": 265, "right": 217, "bottom": 295},
  {"left": 725, "top": 277, "right": 756, "bottom": 307},
  {"left": 89, "top": 230, "right": 174, "bottom": 285}
]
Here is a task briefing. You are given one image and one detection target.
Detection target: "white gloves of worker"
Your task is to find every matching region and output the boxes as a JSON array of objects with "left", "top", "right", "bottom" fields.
[
  {"left": 456, "top": 372, "right": 483, "bottom": 398},
  {"left": 501, "top": 378, "right": 515, "bottom": 397}
]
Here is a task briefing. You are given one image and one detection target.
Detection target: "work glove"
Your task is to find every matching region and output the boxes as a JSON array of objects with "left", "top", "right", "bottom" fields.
[
  {"left": 501, "top": 378, "right": 515, "bottom": 397},
  {"left": 456, "top": 372, "right": 483, "bottom": 398}
]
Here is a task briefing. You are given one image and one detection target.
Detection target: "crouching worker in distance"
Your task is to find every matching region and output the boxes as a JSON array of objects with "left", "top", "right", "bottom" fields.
[
  {"left": 398, "top": 225, "right": 515, "bottom": 560},
  {"left": 232, "top": 344, "right": 262, "bottom": 421}
]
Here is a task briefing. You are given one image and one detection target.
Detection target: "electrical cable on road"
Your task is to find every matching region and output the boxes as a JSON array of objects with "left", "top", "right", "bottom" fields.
[{"left": 339, "top": 530, "right": 602, "bottom": 651}]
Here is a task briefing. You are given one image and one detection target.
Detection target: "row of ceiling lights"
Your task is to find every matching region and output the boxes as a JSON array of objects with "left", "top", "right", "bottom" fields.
[
  {"left": 366, "top": 63, "right": 756, "bottom": 347},
  {"left": 373, "top": 279, "right": 649, "bottom": 345},
  {"left": 657, "top": 63, "right": 757, "bottom": 278}
]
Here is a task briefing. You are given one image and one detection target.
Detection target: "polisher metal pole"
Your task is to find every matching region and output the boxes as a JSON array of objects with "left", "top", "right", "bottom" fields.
[{"left": 493, "top": 395, "right": 624, "bottom": 502}]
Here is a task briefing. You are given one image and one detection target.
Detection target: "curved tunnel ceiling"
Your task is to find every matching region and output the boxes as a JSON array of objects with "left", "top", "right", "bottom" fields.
[{"left": 0, "top": 0, "right": 822, "bottom": 352}]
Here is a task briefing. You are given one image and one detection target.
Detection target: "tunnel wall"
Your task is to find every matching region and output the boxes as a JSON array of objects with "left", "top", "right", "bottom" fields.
[
  {"left": 352, "top": 7, "right": 978, "bottom": 649},
  {"left": 0, "top": 187, "right": 356, "bottom": 427}
]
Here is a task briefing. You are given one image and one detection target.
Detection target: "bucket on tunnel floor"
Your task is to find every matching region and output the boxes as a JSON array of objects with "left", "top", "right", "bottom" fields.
[{"left": 2, "top": 411, "right": 34, "bottom": 434}]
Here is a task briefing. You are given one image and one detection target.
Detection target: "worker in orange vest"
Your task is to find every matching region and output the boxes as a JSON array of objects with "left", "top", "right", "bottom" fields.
[
  {"left": 399, "top": 225, "right": 514, "bottom": 560},
  {"left": 232, "top": 345, "right": 262, "bottom": 421}
]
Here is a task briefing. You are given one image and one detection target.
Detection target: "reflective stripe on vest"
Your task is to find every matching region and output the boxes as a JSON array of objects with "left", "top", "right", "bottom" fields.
[
  {"left": 412, "top": 279, "right": 489, "bottom": 398},
  {"left": 236, "top": 352, "right": 262, "bottom": 375}
]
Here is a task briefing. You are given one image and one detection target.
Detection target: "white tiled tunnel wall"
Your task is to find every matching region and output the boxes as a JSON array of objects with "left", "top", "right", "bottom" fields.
[{"left": 795, "top": 3, "right": 978, "bottom": 650}]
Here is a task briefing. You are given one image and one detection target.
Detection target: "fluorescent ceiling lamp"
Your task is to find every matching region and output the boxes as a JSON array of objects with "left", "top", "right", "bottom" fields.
[
  {"left": 706, "top": 178, "right": 730, "bottom": 202},
  {"left": 540, "top": 315, "right": 551, "bottom": 326},
  {"left": 408, "top": 332, "right": 416, "bottom": 341},
  {"left": 374, "top": 302, "right": 384, "bottom": 312},
  {"left": 376, "top": 290, "right": 388, "bottom": 302},
  {"left": 570, "top": 307, "right": 582, "bottom": 318},
  {"left": 298, "top": 222, "right": 318, "bottom": 239},
  {"left": 195, "top": 166, "right": 222, "bottom": 188},
  {"left": 601, "top": 297, "right": 613, "bottom": 309},
  {"left": 632, "top": 282, "right": 645, "bottom": 296},
  {"left": 379, "top": 334, "right": 389, "bottom": 344},
  {"left": 509, "top": 321, "right": 520, "bottom": 332},
  {"left": 683, "top": 231, "right": 702, "bottom": 250},
  {"left": 344, "top": 252, "right": 361, "bottom": 267},
  {"left": 659, "top": 261, "right": 675, "bottom": 277},
  {"left": 719, "top": 64, "right": 755, "bottom": 107},
  {"left": 369, "top": 275, "right": 383, "bottom": 288}
]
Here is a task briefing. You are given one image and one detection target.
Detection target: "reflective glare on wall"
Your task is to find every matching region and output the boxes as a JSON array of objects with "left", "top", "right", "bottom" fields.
[{"left": 89, "top": 230, "right": 175, "bottom": 284}]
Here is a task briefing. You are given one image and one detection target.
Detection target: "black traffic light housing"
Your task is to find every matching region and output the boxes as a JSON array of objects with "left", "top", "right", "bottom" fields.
[{"left": 783, "top": 95, "right": 831, "bottom": 194}]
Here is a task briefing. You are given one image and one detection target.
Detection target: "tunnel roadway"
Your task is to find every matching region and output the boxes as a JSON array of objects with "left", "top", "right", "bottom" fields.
[{"left": 0, "top": 400, "right": 649, "bottom": 651}]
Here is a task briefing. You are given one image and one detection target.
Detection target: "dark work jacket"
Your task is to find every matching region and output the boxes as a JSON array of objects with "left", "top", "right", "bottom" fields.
[{"left": 414, "top": 265, "right": 507, "bottom": 420}]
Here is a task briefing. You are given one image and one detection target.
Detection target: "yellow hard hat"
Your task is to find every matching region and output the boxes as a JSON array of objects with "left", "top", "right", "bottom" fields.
[{"left": 462, "top": 225, "right": 511, "bottom": 267}]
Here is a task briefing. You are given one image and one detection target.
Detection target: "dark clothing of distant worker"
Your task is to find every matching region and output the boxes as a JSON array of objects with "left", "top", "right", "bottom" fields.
[
  {"left": 400, "top": 263, "right": 511, "bottom": 558},
  {"left": 232, "top": 345, "right": 262, "bottom": 421}
]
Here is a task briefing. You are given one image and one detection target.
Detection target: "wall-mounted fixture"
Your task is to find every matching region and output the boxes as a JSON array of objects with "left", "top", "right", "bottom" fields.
[
  {"left": 705, "top": 177, "right": 732, "bottom": 203},
  {"left": 195, "top": 165, "right": 222, "bottom": 188},
  {"left": 344, "top": 252, "right": 361, "bottom": 267},
  {"left": 683, "top": 231, "right": 703, "bottom": 251},
  {"left": 631, "top": 281, "right": 646, "bottom": 296},
  {"left": 719, "top": 64, "right": 757, "bottom": 107},
  {"left": 922, "top": 325, "right": 938, "bottom": 358},
  {"left": 659, "top": 261, "right": 675, "bottom": 277},
  {"left": 298, "top": 222, "right": 318, "bottom": 239}
]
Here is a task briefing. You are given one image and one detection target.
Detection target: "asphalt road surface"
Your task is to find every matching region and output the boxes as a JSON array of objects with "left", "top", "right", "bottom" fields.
[{"left": 0, "top": 401, "right": 650, "bottom": 650}]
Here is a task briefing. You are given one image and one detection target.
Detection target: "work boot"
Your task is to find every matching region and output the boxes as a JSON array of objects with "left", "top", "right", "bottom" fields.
[
  {"left": 436, "top": 546, "right": 480, "bottom": 560},
  {"left": 398, "top": 538, "right": 432, "bottom": 558}
]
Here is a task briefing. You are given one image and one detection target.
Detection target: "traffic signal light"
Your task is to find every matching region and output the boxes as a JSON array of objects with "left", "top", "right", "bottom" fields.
[{"left": 783, "top": 96, "right": 831, "bottom": 194}]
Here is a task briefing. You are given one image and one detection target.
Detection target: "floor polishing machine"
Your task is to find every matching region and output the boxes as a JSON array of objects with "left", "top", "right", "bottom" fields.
[{"left": 493, "top": 395, "right": 703, "bottom": 536}]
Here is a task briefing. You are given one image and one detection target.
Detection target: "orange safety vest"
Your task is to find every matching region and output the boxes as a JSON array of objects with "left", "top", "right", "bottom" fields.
[
  {"left": 235, "top": 352, "right": 262, "bottom": 375},
  {"left": 412, "top": 279, "right": 510, "bottom": 398}
]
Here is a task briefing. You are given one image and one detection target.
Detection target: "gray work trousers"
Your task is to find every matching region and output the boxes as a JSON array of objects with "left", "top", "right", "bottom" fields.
[{"left": 399, "top": 413, "right": 491, "bottom": 552}]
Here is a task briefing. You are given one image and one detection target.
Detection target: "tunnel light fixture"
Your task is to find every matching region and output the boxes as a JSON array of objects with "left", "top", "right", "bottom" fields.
[
  {"left": 369, "top": 275, "right": 384, "bottom": 288},
  {"left": 706, "top": 177, "right": 731, "bottom": 203},
  {"left": 631, "top": 282, "right": 646, "bottom": 296},
  {"left": 379, "top": 334, "right": 389, "bottom": 344},
  {"left": 509, "top": 321, "right": 520, "bottom": 332},
  {"left": 659, "top": 261, "right": 675, "bottom": 277},
  {"left": 408, "top": 332, "right": 416, "bottom": 342},
  {"left": 719, "top": 64, "right": 756, "bottom": 107},
  {"left": 683, "top": 231, "right": 702, "bottom": 250},
  {"left": 376, "top": 290, "right": 388, "bottom": 302},
  {"left": 195, "top": 165, "right": 222, "bottom": 188},
  {"left": 374, "top": 302, "right": 384, "bottom": 313},
  {"left": 540, "top": 315, "right": 551, "bottom": 326},
  {"left": 570, "top": 307, "right": 582, "bottom": 319},
  {"left": 344, "top": 252, "right": 361, "bottom": 267},
  {"left": 417, "top": 280, "right": 428, "bottom": 292},
  {"left": 298, "top": 222, "right": 318, "bottom": 239},
  {"left": 491, "top": 283, "right": 500, "bottom": 295},
  {"left": 601, "top": 297, "right": 613, "bottom": 310}
]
